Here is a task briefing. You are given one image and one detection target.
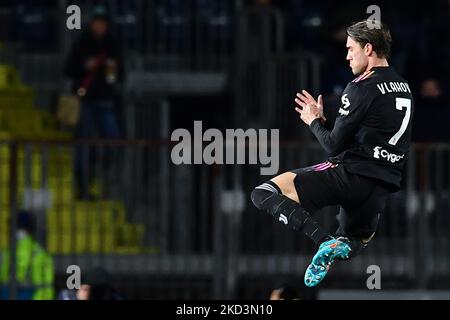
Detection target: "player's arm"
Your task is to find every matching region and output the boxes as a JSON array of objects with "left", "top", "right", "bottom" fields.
[{"left": 295, "top": 86, "right": 369, "bottom": 155}]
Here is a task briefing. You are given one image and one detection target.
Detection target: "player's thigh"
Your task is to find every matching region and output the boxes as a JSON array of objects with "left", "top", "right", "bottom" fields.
[
  {"left": 338, "top": 185, "right": 390, "bottom": 239},
  {"left": 272, "top": 163, "right": 342, "bottom": 212},
  {"left": 270, "top": 172, "right": 299, "bottom": 203}
]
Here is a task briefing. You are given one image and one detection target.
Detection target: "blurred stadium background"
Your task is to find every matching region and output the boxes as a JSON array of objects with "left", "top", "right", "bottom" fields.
[{"left": 0, "top": 0, "right": 449, "bottom": 299}]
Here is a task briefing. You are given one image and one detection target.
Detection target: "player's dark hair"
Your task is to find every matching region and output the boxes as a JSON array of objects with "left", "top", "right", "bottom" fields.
[{"left": 346, "top": 20, "right": 392, "bottom": 59}]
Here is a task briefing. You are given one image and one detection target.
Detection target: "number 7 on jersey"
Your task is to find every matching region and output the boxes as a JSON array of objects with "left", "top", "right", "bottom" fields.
[{"left": 388, "top": 98, "right": 411, "bottom": 146}]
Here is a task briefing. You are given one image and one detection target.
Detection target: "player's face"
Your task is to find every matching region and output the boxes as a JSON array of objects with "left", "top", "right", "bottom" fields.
[{"left": 346, "top": 37, "right": 368, "bottom": 75}]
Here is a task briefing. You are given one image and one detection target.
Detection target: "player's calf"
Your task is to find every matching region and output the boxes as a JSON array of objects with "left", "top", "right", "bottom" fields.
[
  {"left": 250, "top": 181, "right": 329, "bottom": 244},
  {"left": 251, "top": 181, "right": 302, "bottom": 228}
]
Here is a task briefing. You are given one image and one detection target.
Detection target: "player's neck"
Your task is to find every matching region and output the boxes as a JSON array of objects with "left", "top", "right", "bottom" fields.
[{"left": 366, "top": 59, "right": 389, "bottom": 72}]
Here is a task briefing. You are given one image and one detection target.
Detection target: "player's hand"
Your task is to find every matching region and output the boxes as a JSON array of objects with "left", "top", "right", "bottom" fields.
[
  {"left": 295, "top": 102, "right": 322, "bottom": 126},
  {"left": 294, "top": 90, "right": 326, "bottom": 123},
  {"left": 294, "top": 91, "right": 325, "bottom": 126}
]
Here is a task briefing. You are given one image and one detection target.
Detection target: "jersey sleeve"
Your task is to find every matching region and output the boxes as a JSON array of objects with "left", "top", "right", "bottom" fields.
[{"left": 309, "top": 83, "right": 371, "bottom": 156}]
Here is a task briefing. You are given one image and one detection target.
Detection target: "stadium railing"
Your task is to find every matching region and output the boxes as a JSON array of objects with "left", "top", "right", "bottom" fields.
[{"left": 1, "top": 140, "right": 448, "bottom": 298}]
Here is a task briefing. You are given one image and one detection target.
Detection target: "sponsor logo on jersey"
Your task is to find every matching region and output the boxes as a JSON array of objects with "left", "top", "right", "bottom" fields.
[
  {"left": 279, "top": 214, "right": 288, "bottom": 225},
  {"left": 338, "top": 94, "right": 350, "bottom": 116},
  {"left": 373, "top": 146, "right": 404, "bottom": 163}
]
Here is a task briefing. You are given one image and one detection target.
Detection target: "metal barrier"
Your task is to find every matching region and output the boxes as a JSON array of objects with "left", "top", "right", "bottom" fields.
[
  {"left": 17, "top": 53, "right": 64, "bottom": 108},
  {"left": 143, "top": 0, "right": 234, "bottom": 71},
  {"left": 234, "top": 52, "right": 323, "bottom": 140},
  {"left": 234, "top": 6, "right": 323, "bottom": 139},
  {"left": 1, "top": 140, "right": 449, "bottom": 298}
]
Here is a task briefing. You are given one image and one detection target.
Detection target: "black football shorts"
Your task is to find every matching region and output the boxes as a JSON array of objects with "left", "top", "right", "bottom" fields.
[{"left": 290, "top": 161, "right": 391, "bottom": 240}]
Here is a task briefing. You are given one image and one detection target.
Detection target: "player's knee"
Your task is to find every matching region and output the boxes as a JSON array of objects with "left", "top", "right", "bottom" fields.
[
  {"left": 251, "top": 181, "right": 281, "bottom": 210},
  {"left": 251, "top": 188, "right": 268, "bottom": 210},
  {"left": 251, "top": 182, "right": 320, "bottom": 235},
  {"left": 251, "top": 186, "right": 273, "bottom": 211}
]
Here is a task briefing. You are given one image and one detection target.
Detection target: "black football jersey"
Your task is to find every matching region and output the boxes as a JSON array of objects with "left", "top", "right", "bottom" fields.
[{"left": 309, "top": 66, "right": 414, "bottom": 190}]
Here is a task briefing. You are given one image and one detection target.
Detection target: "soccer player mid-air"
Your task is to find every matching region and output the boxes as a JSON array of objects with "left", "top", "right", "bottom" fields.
[{"left": 251, "top": 20, "right": 414, "bottom": 287}]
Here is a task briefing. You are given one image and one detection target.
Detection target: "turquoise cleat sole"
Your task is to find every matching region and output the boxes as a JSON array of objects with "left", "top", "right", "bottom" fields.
[{"left": 304, "top": 237, "right": 352, "bottom": 287}]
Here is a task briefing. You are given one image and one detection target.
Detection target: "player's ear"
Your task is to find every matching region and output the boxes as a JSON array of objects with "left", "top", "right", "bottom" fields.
[{"left": 365, "top": 43, "right": 374, "bottom": 56}]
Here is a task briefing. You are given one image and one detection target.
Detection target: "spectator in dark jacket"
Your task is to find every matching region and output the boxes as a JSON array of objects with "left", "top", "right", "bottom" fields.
[
  {"left": 64, "top": 4, "right": 123, "bottom": 198},
  {"left": 413, "top": 77, "right": 450, "bottom": 142}
]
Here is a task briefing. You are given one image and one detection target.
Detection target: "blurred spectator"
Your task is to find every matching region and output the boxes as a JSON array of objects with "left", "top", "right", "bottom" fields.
[
  {"left": 269, "top": 283, "right": 299, "bottom": 300},
  {"left": 64, "top": 4, "right": 123, "bottom": 199},
  {"left": 0, "top": 210, "right": 55, "bottom": 300},
  {"left": 322, "top": 26, "right": 354, "bottom": 95},
  {"left": 412, "top": 77, "right": 450, "bottom": 142},
  {"left": 58, "top": 266, "right": 121, "bottom": 300},
  {"left": 269, "top": 278, "right": 318, "bottom": 300},
  {"left": 419, "top": 78, "right": 443, "bottom": 100}
]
